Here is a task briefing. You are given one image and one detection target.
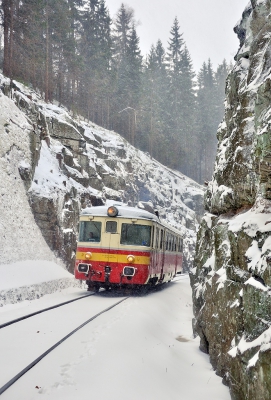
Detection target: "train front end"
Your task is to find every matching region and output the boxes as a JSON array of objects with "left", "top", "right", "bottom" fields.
[{"left": 75, "top": 205, "right": 155, "bottom": 291}]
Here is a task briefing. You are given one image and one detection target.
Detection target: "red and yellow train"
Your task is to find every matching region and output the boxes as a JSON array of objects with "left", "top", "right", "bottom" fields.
[{"left": 75, "top": 204, "right": 183, "bottom": 292}]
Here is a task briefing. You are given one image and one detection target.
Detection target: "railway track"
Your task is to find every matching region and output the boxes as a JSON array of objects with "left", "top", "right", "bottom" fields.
[
  {"left": 0, "top": 276, "right": 186, "bottom": 395},
  {"left": 0, "top": 292, "right": 96, "bottom": 330},
  {"left": 0, "top": 276, "right": 186, "bottom": 331},
  {"left": 0, "top": 296, "right": 129, "bottom": 396}
]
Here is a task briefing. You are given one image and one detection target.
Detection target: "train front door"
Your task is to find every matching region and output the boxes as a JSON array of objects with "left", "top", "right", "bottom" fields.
[{"left": 103, "top": 220, "right": 120, "bottom": 283}]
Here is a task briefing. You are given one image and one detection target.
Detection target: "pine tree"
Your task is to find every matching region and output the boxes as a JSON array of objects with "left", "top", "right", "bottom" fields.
[
  {"left": 127, "top": 24, "right": 142, "bottom": 101},
  {"left": 140, "top": 40, "right": 170, "bottom": 161},
  {"left": 0, "top": 0, "right": 231, "bottom": 184},
  {"left": 59, "top": 0, "right": 83, "bottom": 110},
  {"left": 215, "top": 59, "right": 230, "bottom": 122},
  {"left": 166, "top": 17, "right": 196, "bottom": 174},
  {"left": 113, "top": 3, "right": 133, "bottom": 59},
  {"left": 2, "top": 0, "right": 14, "bottom": 77},
  {"left": 111, "top": 4, "right": 142, "bottom": 145},
  {"left": 197, "top": 59, "right": 218, "bottom": 182},
  {"left": 78, "top": 0, "right": 112, "bottom": 123},
  {"left": 178, "top": 46, "right": 197, "bottom": 177}
]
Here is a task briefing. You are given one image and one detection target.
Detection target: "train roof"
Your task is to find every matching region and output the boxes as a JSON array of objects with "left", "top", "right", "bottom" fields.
[{"left": 81, "top": 205, "right": 159, "bottom": 222}]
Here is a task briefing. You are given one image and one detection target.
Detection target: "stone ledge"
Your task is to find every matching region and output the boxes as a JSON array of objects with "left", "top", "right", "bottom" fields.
[{"left": 0, "top": 278, "right": 83, "bottom": 307}]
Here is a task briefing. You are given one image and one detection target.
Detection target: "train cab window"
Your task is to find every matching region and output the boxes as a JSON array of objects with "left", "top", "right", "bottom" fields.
[
  {"left": 106, "top": 221, "right": 117, "bottom": 233},
  {"left": 120, "top": 223, "right": 151, "bottom": 247},
  {"left": 79, "top": 221, "right": 101, "bottom": 242}
]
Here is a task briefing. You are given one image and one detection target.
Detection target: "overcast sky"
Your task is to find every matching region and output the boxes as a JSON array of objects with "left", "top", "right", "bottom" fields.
[{"left": 106, "top": 0, "right": 249, "bottom": 72}]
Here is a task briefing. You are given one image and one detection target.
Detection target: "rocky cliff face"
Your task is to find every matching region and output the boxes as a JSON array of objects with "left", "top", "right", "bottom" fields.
[
  {"left": 0, "top": 74, "right": 204, "bottom": 273},
  {"left": 191, "top": 1, "right": 271, "bottom": 399}
]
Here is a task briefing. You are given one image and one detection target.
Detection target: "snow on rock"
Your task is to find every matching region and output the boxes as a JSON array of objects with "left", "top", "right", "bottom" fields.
[
  {"left": 191, "top": 2, "right": 271, "bottom": 399},
  {"left": 0, "top": 72, "right": 203, "bottom": 303},
  {"left": 0, "top": 92, "right": 58, "bottom": 265},
  {"left": 0, "top": 261, "right": 80, "bottom": 307}
]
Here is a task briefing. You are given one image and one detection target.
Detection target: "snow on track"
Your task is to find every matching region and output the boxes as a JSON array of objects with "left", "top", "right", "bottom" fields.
[
  {"left": 0, "top": 295, "right": 127, "bottom": 391},
  {"left": 0, "top": 293, "right": 95, "bottom": 329},
  {"left": 0, "top": 276, "right": 230, "bottom": 400}
]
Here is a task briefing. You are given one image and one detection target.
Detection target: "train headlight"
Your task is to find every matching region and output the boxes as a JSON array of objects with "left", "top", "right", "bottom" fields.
[
  {"left": 127, "top": 255, "right": 135, "bottom": 263},
  {"left": 78, "top": 263, "right": 90, "bottom": 274},
  {"left": 85, "top": 252, "right": 92, "bottom": 260},
  {"left": 123, "top": 267, "right": 136, "bottom": 276},
  {"left": 107, "top": 206, "right": 118, "bottom": 217}
]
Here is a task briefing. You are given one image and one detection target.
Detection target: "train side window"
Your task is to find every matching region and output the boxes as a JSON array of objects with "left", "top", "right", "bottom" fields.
[
  {"left": 160, "top": 230, "right": 164, "bottom": 249},
  {"left": 166, "top": 232, "right": 169, "bottom": 251},
  {"left": 120, "top": 223, "right": 151, "bottom": 246},
  {"left": 151, "top": 226, "right": 155, "bottom": 247},
  {"left": 155, "top": 228, "right": 160, "bottom": 249},
  {"left": 106, "top": 221, "right": 117, "bottom": 233}
]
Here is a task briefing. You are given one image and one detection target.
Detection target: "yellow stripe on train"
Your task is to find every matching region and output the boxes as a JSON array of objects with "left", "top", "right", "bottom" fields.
[{"left": 76, "top": 251, "right": 150, "bottom": 264}]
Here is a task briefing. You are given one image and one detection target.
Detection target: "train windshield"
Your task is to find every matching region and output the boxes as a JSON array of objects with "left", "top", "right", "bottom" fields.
[
  {"left": 79, "top": 221, "right": 102, "bottom": 242},
  {"left": 120, "top": 223, "right": 151, "bottom": 247}
]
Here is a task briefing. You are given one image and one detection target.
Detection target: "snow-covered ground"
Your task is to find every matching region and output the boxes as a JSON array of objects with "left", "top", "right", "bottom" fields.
[
  {"left": 0, "top": 266, "right": 230, "bottom": 400},
  {"left": 0, "top": 261, "right": 80, "bottom": 307}
]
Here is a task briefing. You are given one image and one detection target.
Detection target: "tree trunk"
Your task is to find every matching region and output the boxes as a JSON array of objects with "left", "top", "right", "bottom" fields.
[
  {"left": 2, "top": 0, "right": 12, "bottom": 76},
  {"left": 45, "top": 0, "right": 49, "bottom": 102}
]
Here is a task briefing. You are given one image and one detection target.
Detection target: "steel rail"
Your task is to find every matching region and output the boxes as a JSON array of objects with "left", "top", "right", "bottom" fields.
[
  {"left": 0, "top": 293, "right": 95, "bottom": 330},
  {"left": 0, "top": 296, "right": 129, "bottom": 396},
  {"left": 0, "top": 276, "right": 185, "bottom": 330}
]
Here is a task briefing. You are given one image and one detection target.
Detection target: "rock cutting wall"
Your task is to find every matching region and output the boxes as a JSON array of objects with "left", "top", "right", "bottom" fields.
[
  {"left": 191, "top": 1, "right": 271, "bottom": 399},
  {"left": 0, "top": 91, "right": 58, "bottom": 265},
  {"left": 0, "top": 74, "right": 204, "bottom": 273}
]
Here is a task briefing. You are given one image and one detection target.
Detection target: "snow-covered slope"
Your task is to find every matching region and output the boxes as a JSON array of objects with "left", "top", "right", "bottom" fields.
[
  {"left": 0, "top": 72, "right": 204, "bottom": 274},
  {"left": 0, "top": 91, "right": 57, "bottom": 264}
]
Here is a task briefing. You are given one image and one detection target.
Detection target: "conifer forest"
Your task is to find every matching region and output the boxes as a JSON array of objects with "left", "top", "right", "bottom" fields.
[{"left": 0, "top": 0, "right": 232, "bottom": 183}]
